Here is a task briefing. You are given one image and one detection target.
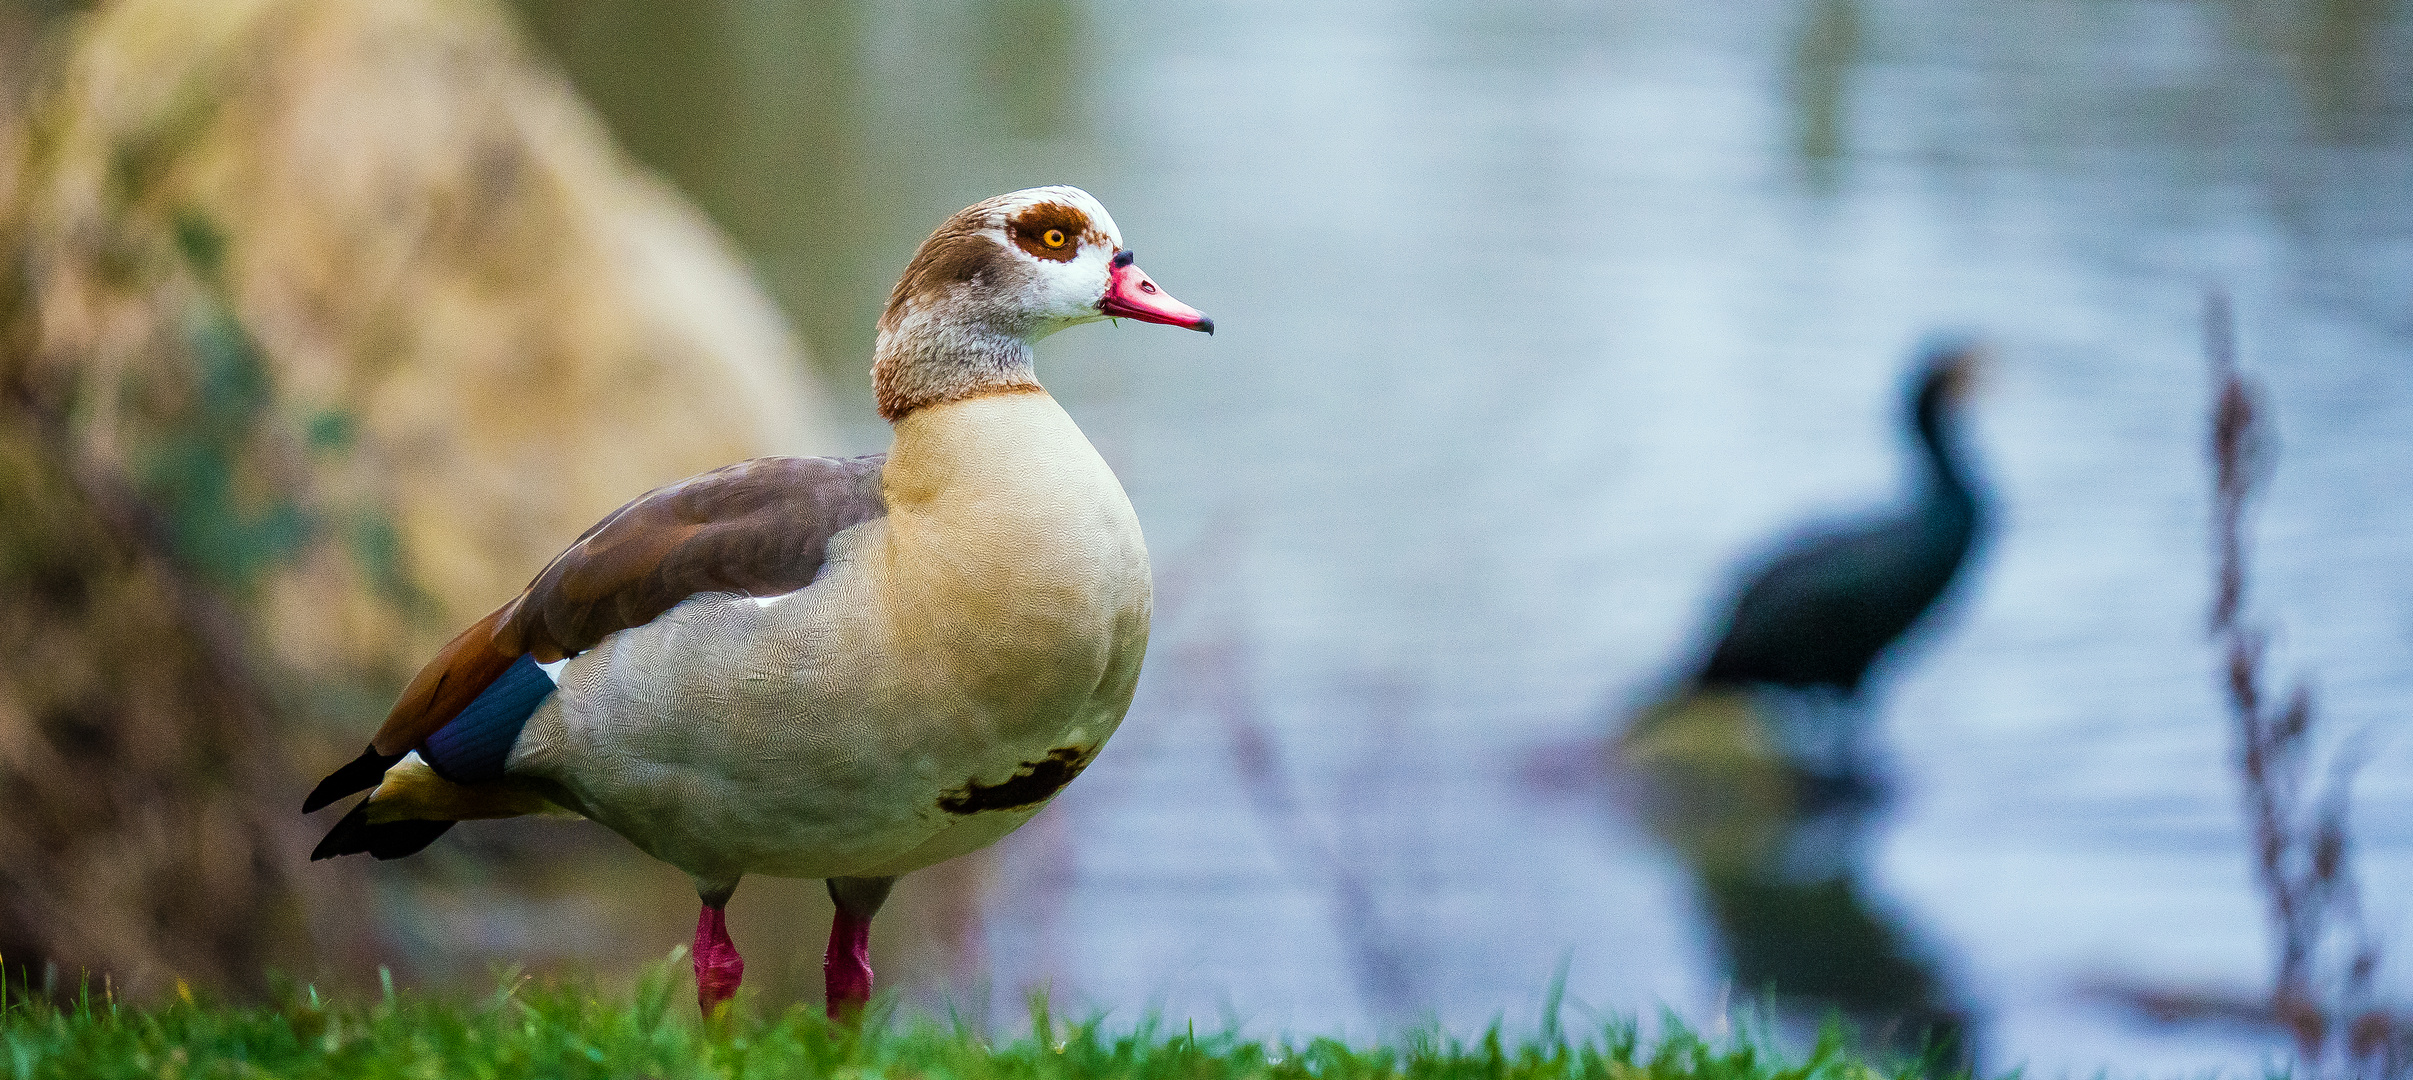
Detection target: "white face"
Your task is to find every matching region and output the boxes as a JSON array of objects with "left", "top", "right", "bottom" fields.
[
  {"left": 880, "top": 184, "right": 1209, "bottom": 359},
  {"left": 979, "top": 186, "right": 1125, "bottom": 336}
]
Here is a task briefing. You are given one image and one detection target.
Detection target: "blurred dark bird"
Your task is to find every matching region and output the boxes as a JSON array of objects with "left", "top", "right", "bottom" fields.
[
  {"left": 1609, "top": 343, "right": 1987, "bottom": 1071},
  {"left": 1698, "top": 343, "right": 1985, "bottom": 696}
]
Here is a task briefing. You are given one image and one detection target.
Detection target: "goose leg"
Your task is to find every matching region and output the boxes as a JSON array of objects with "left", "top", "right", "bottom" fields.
[
  {"left": 693, "top": 882, "right": 744, "bottom": 1014},
  {"left": 823, "top": 875, "right": 896, "bottom": 1020}
]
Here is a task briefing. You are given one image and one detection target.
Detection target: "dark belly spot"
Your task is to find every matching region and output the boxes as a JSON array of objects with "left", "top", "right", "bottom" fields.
[{"left": 938, "top": 746, "right": 1097, "bottom": 814}]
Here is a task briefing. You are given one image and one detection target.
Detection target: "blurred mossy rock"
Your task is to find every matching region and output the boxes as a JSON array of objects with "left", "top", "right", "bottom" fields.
[
  {"left": 0, "top": 421, "right": 324, "bottom": 1001},
  {"left": 9, "top": 0, "right": 832, "bottom": 704},
  {"left": 0, "top": 0, "right": 851, "bottom": 1002},
  {"left": 1613, "top": 688, "right": 1800, "bottom": 877}
]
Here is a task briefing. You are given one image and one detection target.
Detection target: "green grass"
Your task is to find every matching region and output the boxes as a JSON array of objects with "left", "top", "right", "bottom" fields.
[{"left": 0, "top": 957, "right": 1934, "bottom": 1080}]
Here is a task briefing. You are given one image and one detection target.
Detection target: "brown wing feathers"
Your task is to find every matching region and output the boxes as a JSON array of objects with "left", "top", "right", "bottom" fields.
[
  {"left": 303, "top": 455, "right": 889, "bottom": 815},
  {"left": 495, "top": 455, "right": 889, "bottom": 663}
]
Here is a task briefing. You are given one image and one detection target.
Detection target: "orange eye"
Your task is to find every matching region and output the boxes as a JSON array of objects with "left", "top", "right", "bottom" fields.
[{"left": 1042, "top": 228, "right": 1068, "bottom": 248}]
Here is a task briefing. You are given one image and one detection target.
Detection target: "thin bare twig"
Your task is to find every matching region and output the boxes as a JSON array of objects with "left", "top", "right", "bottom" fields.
[{"left": 2207, "top": 292, "right": 2404, "bottom": 1078}]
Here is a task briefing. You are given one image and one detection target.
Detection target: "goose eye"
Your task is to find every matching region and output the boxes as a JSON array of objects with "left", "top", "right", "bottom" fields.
[{"left": 1042, "top": 228, "right": 1068, "bottom": 248}]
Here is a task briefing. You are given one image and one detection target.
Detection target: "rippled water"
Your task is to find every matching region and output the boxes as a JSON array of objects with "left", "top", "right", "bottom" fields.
[{"left": 515, "top": 0, "right": 2412, "bottom": 1072}]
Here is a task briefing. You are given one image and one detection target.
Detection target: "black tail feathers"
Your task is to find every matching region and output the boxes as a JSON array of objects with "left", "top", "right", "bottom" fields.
[
  {"left": 303, "top": 744, "right": 406, "bottom": 814},
  {"left": 310, "top": 801, "right": 454, "bottom": 861}
]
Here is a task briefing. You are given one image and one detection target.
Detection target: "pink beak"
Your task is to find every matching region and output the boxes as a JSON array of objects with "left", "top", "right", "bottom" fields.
[{"left": 1099, "top": 251, "right": 1213, "bottom": 334}]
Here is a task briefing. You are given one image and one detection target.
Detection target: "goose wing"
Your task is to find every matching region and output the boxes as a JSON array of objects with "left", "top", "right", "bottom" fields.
[{"left": 306, "top": 454, "right": 886, "bottom": 812}]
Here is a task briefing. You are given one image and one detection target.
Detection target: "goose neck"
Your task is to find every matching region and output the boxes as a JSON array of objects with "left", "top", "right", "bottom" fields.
[{"left": 873, "top": 308, "right": 1041, "bottom": 422}]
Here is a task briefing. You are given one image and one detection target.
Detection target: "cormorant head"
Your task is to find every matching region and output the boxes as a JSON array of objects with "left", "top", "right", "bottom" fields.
[{"left": 1909, "top": 339, "right": 1983, "bottom": 435}]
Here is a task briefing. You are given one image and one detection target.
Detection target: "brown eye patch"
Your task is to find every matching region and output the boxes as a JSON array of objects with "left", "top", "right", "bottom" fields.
[{"left": 1007, "top": 201, "right": 1102, "bottom": 262}]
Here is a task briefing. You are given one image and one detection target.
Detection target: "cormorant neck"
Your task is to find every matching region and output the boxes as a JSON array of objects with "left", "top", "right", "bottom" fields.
[
  {"left": 873, "top": 305, "right": 1041, "bottom": 423},
  {"left": 1912, "top": 397, "right": 1977, "bottom": 515}
]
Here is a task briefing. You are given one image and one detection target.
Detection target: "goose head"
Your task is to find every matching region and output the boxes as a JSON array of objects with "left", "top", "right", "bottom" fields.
[{"left": 875, "top": 186, "right": 1211, "bottom": 420}]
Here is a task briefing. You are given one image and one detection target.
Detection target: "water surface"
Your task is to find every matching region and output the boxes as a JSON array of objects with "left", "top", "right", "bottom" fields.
[{"left": 513, "top": 0, "right": 2413, "bottom": 1072}]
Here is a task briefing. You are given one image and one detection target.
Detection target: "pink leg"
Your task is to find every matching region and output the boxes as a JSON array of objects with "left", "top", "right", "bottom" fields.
[
  {"left": 693, "top": 903, "right": 744, "bottom": 1014},
  {"left": 821, "top": 876, "right": 894, "bottom": 1021},
  {"left": 822, "top": 906, "right": 874, "bottom": 1020}
]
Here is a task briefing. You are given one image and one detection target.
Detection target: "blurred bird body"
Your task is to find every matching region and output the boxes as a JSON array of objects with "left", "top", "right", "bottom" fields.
[
  {"left": 1698, "top": 347, "right": 1983, "bottom": 696},
  {"left": 1611, "top": 347, "right": 1986, "bottom": 1065},
  {"left": 304, "top": 186, "right": 1212, "bottom": 1015},
  {"left": 1617, "top": 343, "right": 1986, "bottom": 861}
]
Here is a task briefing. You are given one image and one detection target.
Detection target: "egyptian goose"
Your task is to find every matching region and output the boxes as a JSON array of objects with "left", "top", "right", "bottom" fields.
[
  {"left": 1697, "top": 343, "right": 1984, "bottom": 696},
  {"left": 303, "top": 186, "right": 1211, "bottom": 1016}
]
